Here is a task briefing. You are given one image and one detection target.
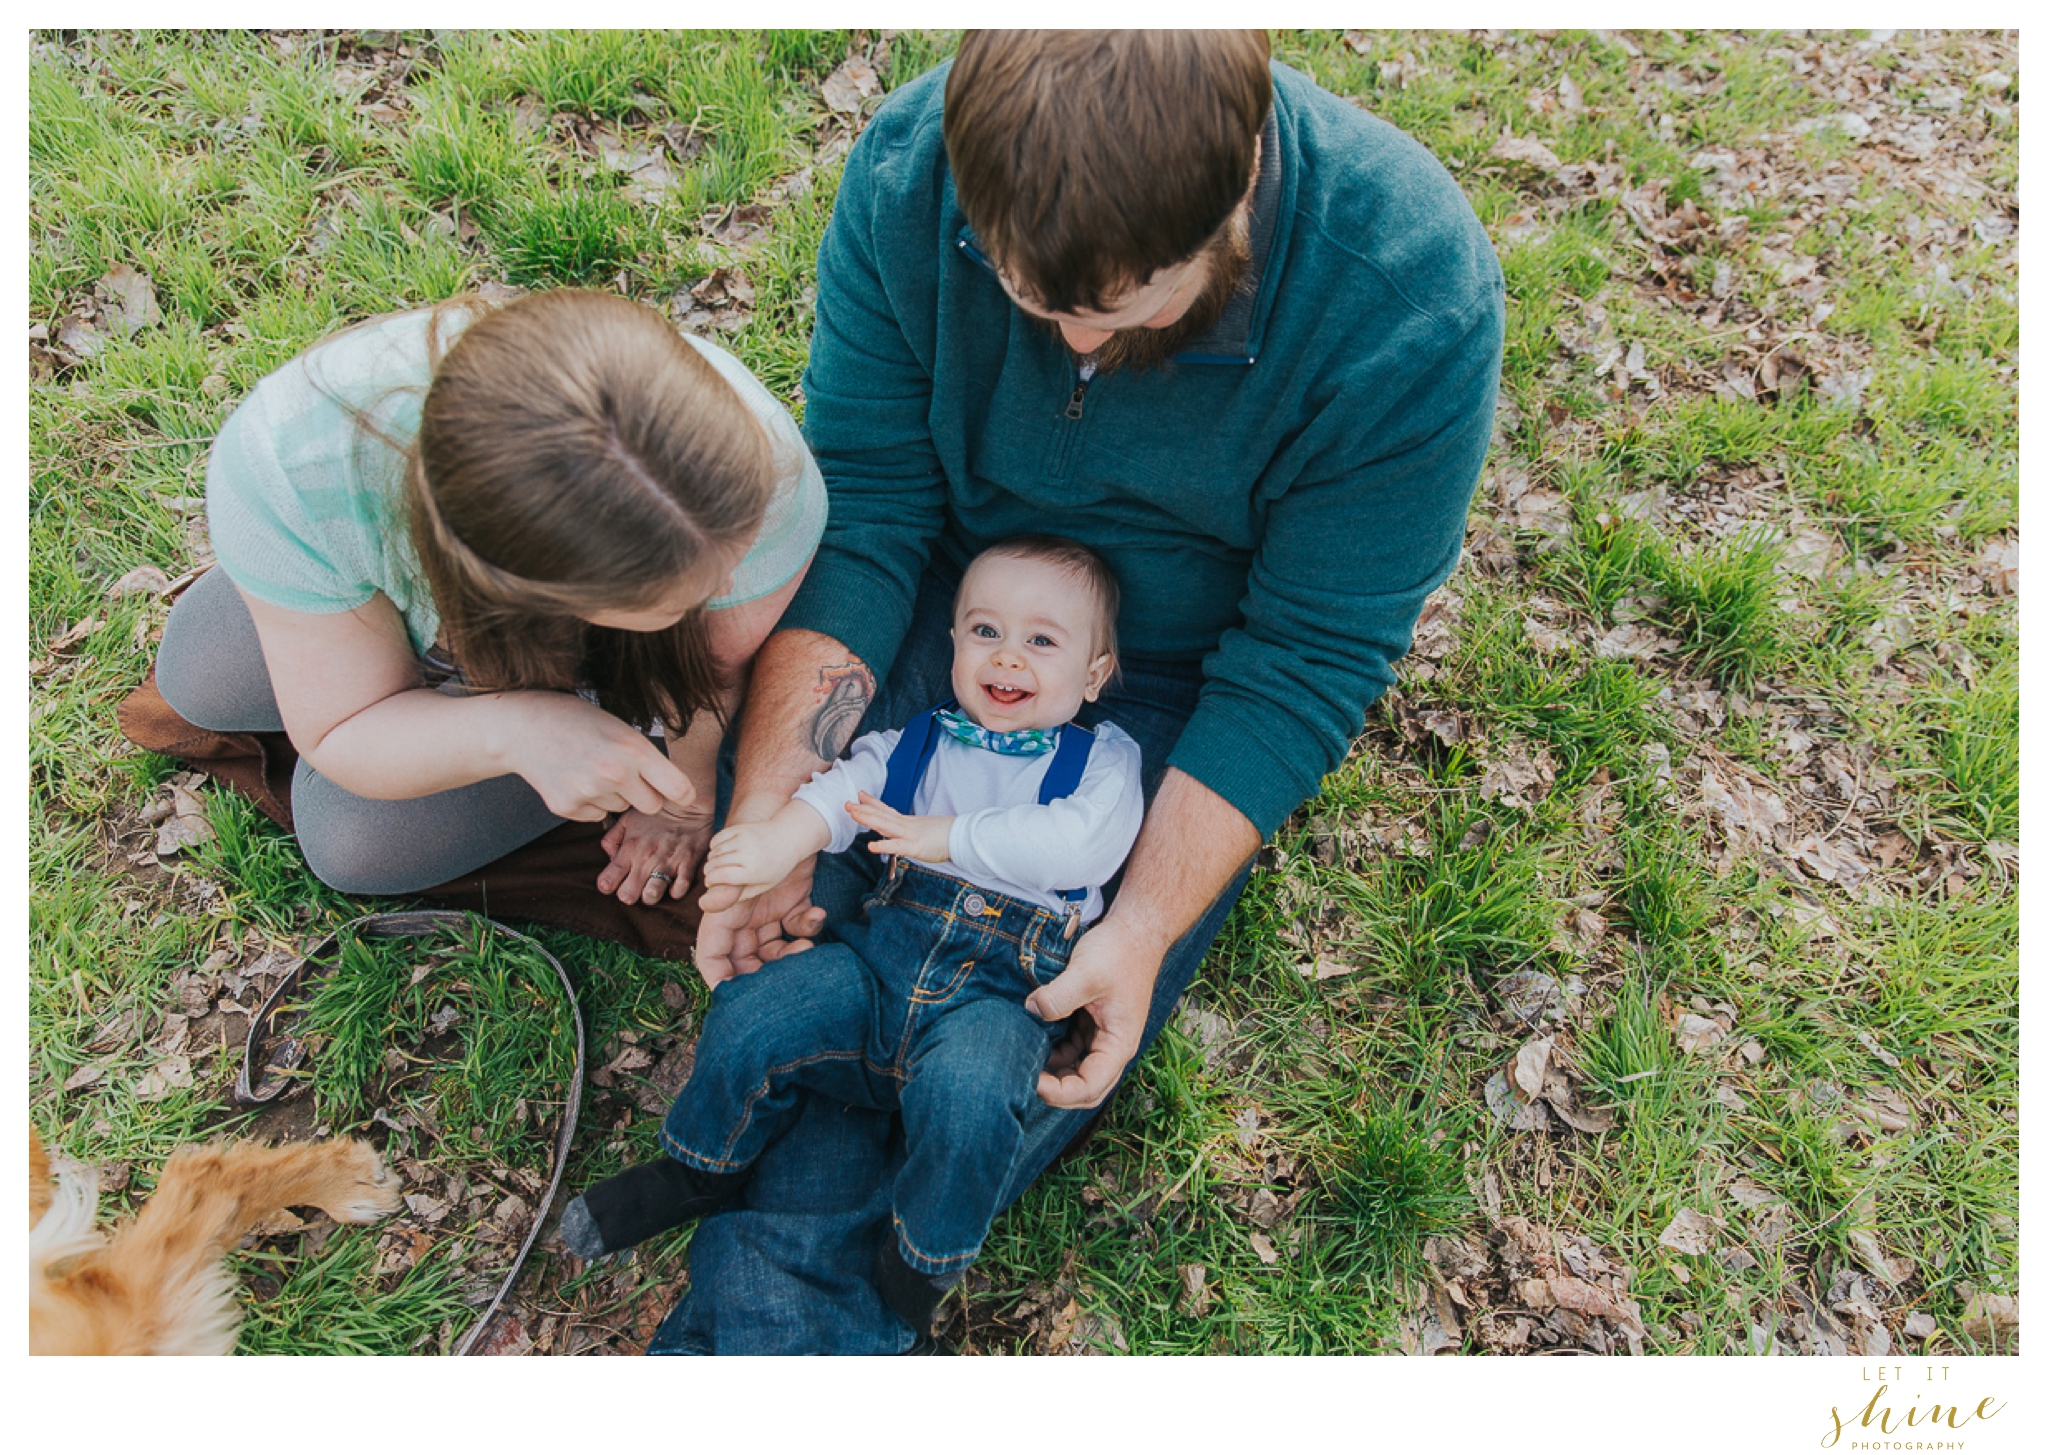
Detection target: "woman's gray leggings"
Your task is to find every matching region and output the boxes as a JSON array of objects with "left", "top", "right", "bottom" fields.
[{"left": 155, "top": 569, "right": 564, "bottom": 895}]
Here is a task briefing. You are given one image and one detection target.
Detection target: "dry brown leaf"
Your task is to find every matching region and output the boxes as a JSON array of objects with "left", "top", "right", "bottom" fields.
[
  {"left": 132, "top": 1054, "right": 193, "bottom": 1100},
  {"left": 1547, "top": 1274, "right": 1622, "bottom": 1320},
  {"left": 48, "top": 616, "right": 102, "bottom": 653},
  {"left": 153, "top": 783, "right": 215, "bottom": 856},
  {"left": 97, "top": 263, "right": 163, "bottom": 336},
  {"left": 1479, "top": 747, "right": 1557, "bottom": 809},
  {"left": 62, "top": 1061, "right": 108, "bottom": 1091},
  {"left": 403, "top": 1192, "right": 451, "bottom": 1224},
  {"left": 1675, "top": 1014, "right": 1727, "bottom": 1055},
  {"left": 1491, "top": 134, "right": 1562, "bottom": 172},
  {"left": 1512, "top": 1037, "right": 1552, "bottom": 1101},
  {"left": 1523, "top": 617, "right": 1570, "bottom": 655},
  {"left": 1484, "top": 1069, "right": 1549, "bottom": 1131},
  {"left": 1177, "top": 1263, "right": 1212, "bottom": 1317},
  {"left": 1248, "top": 1231, "right": 1280, "bottom": 1265},
  {"left": 1959, "top": 1293, "right": 2018, "bottom": 1343},
  {"left": 1592, "top": 620, "right": 1678, "bottom": 661},
  {"left": 1700, "top": 766, "right": 1790, "bottom": 846},
  {"left": 1657, "top": 1208, "right": 1725, "bottom": 1257},
  {"left": 821, "top": 56, "right": 880, "bottom": 114},
  {"left": 107, "top": 564, "right": 171, "bottom": 599}
]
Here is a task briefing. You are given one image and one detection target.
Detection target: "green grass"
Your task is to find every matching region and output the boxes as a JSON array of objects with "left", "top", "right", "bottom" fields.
[{"left": 29, "top": 27, "right": 2017, "bottom": 1357}]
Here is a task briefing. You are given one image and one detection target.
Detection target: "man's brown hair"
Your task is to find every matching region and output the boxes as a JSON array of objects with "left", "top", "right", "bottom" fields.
[
  {"left": 405, "top": 289, "right": 775, "bottom": 732},
  {"left": 944, "top": 30, "right": 1272, "bottom": 315}
]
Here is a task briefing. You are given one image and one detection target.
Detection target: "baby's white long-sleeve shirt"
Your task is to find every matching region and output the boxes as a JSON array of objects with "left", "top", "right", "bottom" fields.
[{"left": 790, "top": 721, "right": 1144, "bottom": 922}]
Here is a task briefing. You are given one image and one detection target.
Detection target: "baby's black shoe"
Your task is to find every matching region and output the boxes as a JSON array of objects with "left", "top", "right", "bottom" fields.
[
  {"left": 874, "top": 1236, "right": 956, "bottom": 1337},
  {"left": 559, "top": 1157, "right": 747, "bottom": 1259}
]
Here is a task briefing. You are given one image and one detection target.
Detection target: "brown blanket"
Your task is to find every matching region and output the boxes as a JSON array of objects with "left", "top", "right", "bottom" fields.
[{"left": 117, "top": 670, "right": 702, "bottom": 963}]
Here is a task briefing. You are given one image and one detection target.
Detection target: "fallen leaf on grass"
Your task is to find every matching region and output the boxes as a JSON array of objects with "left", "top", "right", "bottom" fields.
[
  {"left": 1177, "top": 1263, "right": 1212, "bottom": 1317},
  {"left": 63, "top": 1061, "right": 109, "bottom": 1091},
  {"left": 1295, "top": 953, "right": 1356, "bottom": 981},
  {"left": 1675, "top": 1014, "right": 1727, "bottom": 1055},
  {"left": 1853, "top": 1028, "right": 1902, "bottom": 1068},
  {"left": 1248, "top": 1231, "right": 1280, "bottom": 1265},
  {"left": 153, "top": 783, "right": 215, "bottom": 856},
  {"left": 820, "top": 56, "right": 880, "bottom": 115},
  {"left": 48, "top": 616, "right": 102, "bottom": 653},
  {"left": 1490, "top": 134, "right": 1562, "bottom": 172},
  {"left": 1540, "top": 1066, "right": 1616, "bottom": 1134},
  {"left": 1511, "top": 1038, "right": 1552, "bottom": 1100},
  {"left": 57, "top": 316, "right": 107, "bottom": 361},
  {"left": 1592, "top": 621, "right": 1678, "bottom": 661},
  {"left": 403, "top": 1193, "right": 451, "bottom": 1224},
  {"left": 1846, "top": 1226, "right": 1910, "bottom": 1288},
  {"left": 1479, "top": 747, "right": 1556, "bottom": 809},
  {"left": 1700, "top": 765, "right": 1794, "bottom": 847},
  {"left": 1070, "top": 1306, "right": 1130, "bottom": 1355},
  {"left": 1171, "top": 1000, "right": 1233, "bottom": 1071},
  {"left": 132, "top": 1054, "right": 193, "bottom": 1100},
  {"left": 1484, "top": 1070, "right": 1549, "bottom": 1131},
  {"left": 690, "top": 267, "right": 757, "bottom": 309},
  {"left": 1548, "top": 1274, "right": 1625, "bottom": 1320},
  {"left": 1493, "top": 969, "right": 1580, "bottom": 1029},
  {"left": 1523, "top": 617, "right": 1570, "bottom": 654},
  {"left": 96, "top": 263, "right": 163, "bottom": 336},
  {"left": 107, "top": 564, "right": 171, "bottom": 599},
  {"left": 1657, "top": 1208, "right": 1725, "bottom": 1256}
]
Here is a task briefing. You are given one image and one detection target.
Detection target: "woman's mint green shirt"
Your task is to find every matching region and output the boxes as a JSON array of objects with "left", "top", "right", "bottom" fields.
[{"left": 204, "top": 308, "right": 826, "bottom": 655}]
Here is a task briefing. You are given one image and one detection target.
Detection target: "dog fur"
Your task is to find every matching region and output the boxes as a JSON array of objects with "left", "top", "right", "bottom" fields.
[{"left": 29, "top": 1124, "right": 402, "bottom": 1355}]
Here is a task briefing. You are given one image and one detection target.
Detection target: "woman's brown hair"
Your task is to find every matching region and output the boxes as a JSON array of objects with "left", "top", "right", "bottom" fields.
[{"left": 405, "top": 289, "right": 774, "bottom": 732}]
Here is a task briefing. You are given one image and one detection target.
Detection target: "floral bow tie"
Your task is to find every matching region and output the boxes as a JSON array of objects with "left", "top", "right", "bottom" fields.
[{"left": 933, "top": 706, "right": 1060, "bottom": 757}]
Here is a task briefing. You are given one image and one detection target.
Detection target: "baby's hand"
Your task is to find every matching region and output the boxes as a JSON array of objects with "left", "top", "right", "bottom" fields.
[
  {"left": 703, "top": 820, "right": 800, "bottom": 903},
  {"left": 846, "top": 792, "right": 954, "bottom": 864}
]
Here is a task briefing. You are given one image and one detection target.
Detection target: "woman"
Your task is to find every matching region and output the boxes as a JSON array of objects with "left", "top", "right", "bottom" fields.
[{"left": 153, "top": 289, "right": 824, "bottom": 905}]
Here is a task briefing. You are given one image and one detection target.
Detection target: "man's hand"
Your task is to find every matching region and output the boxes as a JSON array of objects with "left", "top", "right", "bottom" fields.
[
  {"left": 695, "top": 858, "right": 825, "bottom": 986},
  {"left": 844, "top": 791, "right": 953, "bottom": 864},
  {"left": 1022, "top": 916, "right": 1165, "bottom": 1109}
]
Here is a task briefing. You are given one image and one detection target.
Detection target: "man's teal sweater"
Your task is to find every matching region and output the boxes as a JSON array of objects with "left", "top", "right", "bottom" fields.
[{"left": 783, "top": 61, "right": 1504, "bottom": 839}]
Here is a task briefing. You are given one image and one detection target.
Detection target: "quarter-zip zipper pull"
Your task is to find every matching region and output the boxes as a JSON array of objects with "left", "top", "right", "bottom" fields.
[{"left": 1064, "top": 356, "right": 1100, "bottom": 421}]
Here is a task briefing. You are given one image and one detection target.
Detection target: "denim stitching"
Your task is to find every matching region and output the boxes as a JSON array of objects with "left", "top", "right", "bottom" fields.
[{"left": 890, "top": 1212, "right": 983, "bottom": 1274}]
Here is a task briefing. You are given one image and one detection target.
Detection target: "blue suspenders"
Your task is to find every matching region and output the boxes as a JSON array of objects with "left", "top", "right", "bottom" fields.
[{"left": 877, "top": 699, "right": 1096, "bottom": 907}]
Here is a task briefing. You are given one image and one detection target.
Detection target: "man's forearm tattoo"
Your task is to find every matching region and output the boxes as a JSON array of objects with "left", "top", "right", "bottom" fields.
[{"left": 807, "top": 661, "right": 875, "bottom": 760}]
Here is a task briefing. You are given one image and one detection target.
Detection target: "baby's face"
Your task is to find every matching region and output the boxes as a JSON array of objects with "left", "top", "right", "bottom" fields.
[{"left": 950, "top": 555, "right": 1113, "bottom": 733}]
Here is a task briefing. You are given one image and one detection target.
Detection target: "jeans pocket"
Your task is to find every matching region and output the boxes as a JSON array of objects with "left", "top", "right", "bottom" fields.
[{"left": 1019, "top": 941, "right": 1070, "bottom": 989}]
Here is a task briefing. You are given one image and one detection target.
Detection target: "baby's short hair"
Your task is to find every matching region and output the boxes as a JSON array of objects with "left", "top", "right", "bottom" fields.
[{"left": 964, "top": 534, "right": 1121, "bottom": 667}]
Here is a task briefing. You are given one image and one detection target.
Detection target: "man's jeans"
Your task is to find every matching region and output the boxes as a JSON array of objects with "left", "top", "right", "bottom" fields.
[
  {"left": 654, "top": 562, "right": 1253, "bottom": 1353},
  {"left": 663, "top": 861, "right": 1076, "bottom": 1276}
]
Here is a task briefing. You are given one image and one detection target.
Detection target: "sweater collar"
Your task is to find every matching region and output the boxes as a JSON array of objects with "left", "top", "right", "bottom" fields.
[{"left": 954, "top": 90, "right": 1284, "bottom": 368}]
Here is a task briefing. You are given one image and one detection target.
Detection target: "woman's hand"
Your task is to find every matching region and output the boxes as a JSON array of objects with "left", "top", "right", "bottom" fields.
[
  {"left": 494, "top": 691, "right": 698, "bottom": 822},
  {"left": 598, "top": 800, "right": 714, "bottom": 905},
  {"left": 845, "top": 791, "right": 953, "bottom": 863}
]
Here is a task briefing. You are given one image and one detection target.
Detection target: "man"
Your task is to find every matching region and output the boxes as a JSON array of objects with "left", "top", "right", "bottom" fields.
[{"left": 656, "top": 30, "right": 1503, "bottom": 1353}]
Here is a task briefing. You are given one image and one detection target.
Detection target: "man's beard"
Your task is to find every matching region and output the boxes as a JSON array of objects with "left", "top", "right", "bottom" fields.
[{"left": 1046, "top": 213, "right": 1254, "bottom": 375}]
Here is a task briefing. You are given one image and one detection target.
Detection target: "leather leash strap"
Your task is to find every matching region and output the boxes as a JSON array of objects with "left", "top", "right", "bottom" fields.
[{"left": 234, "top": 909, "right": 586, "bottom": 1357}]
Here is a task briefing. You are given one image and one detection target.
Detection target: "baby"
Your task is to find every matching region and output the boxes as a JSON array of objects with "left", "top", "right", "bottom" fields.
[{"left": 561, "top": 535, "right": 1143, "bottom": 1336}]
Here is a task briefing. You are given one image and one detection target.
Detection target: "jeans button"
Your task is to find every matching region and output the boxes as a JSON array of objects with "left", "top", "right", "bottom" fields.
[{"left": 962, "top": 892, "right": 987, "bottom": 916}]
